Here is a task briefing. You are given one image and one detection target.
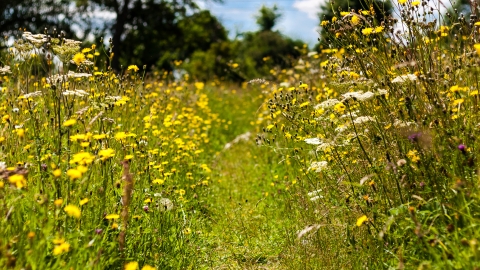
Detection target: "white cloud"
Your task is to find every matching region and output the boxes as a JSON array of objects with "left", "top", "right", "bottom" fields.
[{"left": 293, "top": 0, "right": 323, "bottom": 20}]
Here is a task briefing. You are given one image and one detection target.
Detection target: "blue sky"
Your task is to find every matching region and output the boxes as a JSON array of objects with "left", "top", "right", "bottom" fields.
[{"left": 197, "top": 0, "right": 324, "bottom": 46}]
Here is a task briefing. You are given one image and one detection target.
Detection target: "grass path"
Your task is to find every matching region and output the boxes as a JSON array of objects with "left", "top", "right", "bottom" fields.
[{"left": 200, "top": 87, "right": 363, "bottom": 270}]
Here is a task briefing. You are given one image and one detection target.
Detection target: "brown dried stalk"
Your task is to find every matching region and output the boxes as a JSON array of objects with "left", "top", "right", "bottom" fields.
[{"left": 119, "top": 160, "right": 133, "bottom": 254}]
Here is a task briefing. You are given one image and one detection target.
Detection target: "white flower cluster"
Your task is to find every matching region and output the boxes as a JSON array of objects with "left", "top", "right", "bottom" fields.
[
  {"left": 308, "top": 161, "right": 328, "bottom": 173},
  {"left": 22, "top": 32, "right": 47, "bottom": 46},
  {"left": 0, "top": 66, "right": 11, "bottom": 74},
  {"left": 391, "top": 74, "right": 417, "bottom": 83},
  {"left": 21, "top": 91, "right": 43, "bottom": 99},
  {"left": 353, "top": 116, "right": 374, "bottom": 125},
  {"left": 307, "top": 189, "right": 324, "bottom": 201},
  {"left": 304, "top": 138, "right": 322, "bottom": 145},
  {"left": 62, "top": 89, "right": 89, "bottom": 97},
  {"left": 315, "top": 98, "right": 340, "bottom": 109},
  {"left": 342, "top": 91, "right": 375, "bottom": 101}
]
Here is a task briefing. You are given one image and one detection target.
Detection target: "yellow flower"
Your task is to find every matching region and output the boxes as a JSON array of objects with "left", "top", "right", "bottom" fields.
[
  {"left": 105, "top": 214, "right": 120, "bottom": 220},
  {"left": 16, "top": 128, "right": 25, "bottom": 138},
  {"left": 66, "top": 168, "right": 82, "bottom": 180},
  {"left": 8, "top": 174, "right": 26, "bottom": 189},
  {"left": 98, "top": 148, "right": 115, "bottom": 161},
  {"left": 356, "top": 215, "right": 368, "bottom": 226},
  {"left": 127, "top": 65, "right": 139, "bottom": 72},
  {"left": 53, "top": 169, "right": 62, "bottom": 177},
  {"left": 124, "top": 155, "right": 134, "bottom": 160},
  {"left": 411, "top": 0, "right": 420, "bottom": 6},
  {"left": 54, "top": 198, "right": 64, "bottom": 206},
  {"left": 72, "top": 53, "right": 85, "bottom": 65},
  {"left": 125, "top": 262, "right": 139, "bottom": 270},
  {"left": 362, "top": 28, "right": 373, "bottom": 36},
  {"left": 334, "top": 102, "right": 346, "bottom": 113},
  {"left": 142, "top": 265, "right": 156, "bottom": 270},
  {"left": 53, "top": 242, "right": 70, "bottom": 255},
  {"left": 398, "top": 0, "right": 407, "bottom": 4},
  {"left": 64, "top": 205, "right": 81, "bottom": 218},
  {"left": 63, "top": 119, "right": 77, "bottom": 127},
  {"left": 474, "top": 44, "right": 480, "bottom": 55},
  {"left": 374, "top": 26, "right": 384, "bottom": 33},
  {"left": 407, "top": 150, "right": 420, "bottom": 163},
  {"left": 351, "top": 15, "right": 360, "bottom": 25},
  {"left": 80, "top": 198, "right": 89, "bottom": 206}
]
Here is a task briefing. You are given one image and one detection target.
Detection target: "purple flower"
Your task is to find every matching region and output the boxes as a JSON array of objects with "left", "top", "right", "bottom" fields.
[
  {"left": 95, "top": 228, "right": 103, "bottom": 234},
  {"left": 143, "top": 205, "right": 149, "bottom": 212},
  {"left": 458, "top": 144, "right": 466, "bottom": 152},
  {"left": 408, "top": 132, "right": 421, "bottom": 143}
]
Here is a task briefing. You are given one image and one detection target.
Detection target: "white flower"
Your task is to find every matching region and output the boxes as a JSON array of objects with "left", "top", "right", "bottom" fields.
[
  {"left": 0, "top": 66, "right": 11, "bottom": 74},
  {"left": 316, "top": 142, "right": 333, "bottom": 151},
  {"left": 391, "top": 74, "right": 417, "bottom": 83},
  {"left": 307, "top": 189, "right": 322, "bottom": 197},
  {"left": 310, "top": 195, "right": 324, "bottom": 201},
  {"left": 342, "top": 91, "right": 375, "bottom": 101},
  {"left": 315, "top": 99, "right": 340, "bottom": 109},
  {"left": 335, "top": 125, "right": 348, "bottom": 133},
  {"left": 308, "top": 161, "right": 328, "bottom": 173},
  {"left": 67, "top": 71, "right": 92, "bottom": 78},
  {"left": 393, "top": 119, "right": 416, "bottom": 128},
  {"left": 376, "top": 89, "right": 388, "bottom": 96},
  {"left": 304, "top": 138, "right": 322, "bottom": 145},
  {"left": 158, "top": 198, "right": 173, "bottom": 211},
  {"left": 21, "top": 91, "right": 43, "bottom": 99},
  {"left": 353, "top": 116, "right": 374, "bottom": 124},
  {"left": 62, "top": 90, "right": 89, "bottom": 97},
  {"left": 0, "top": 162, "right": 6, "bottom": 171}
]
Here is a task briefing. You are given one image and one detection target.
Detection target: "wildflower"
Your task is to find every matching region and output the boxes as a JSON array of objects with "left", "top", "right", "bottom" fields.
[
  {"left": 53, "top": 242, "right": 70, "bottom": 255},
  {"left": 308, "top": 161, "right": 328, "bottom": 173},
  {"left": 127, "top": 65, "right": 139, "bottom": 72},
  {"left": 72, "top": 53, "right": 85, "bottom": 65},
  {"left": 304, "top": 138, "right": 322, "bottom": 145},
  {"left": 21, "top": 91, "right": 42, "bottom": 99},
  {"left": 142, "top": 265, "right": 156, "bottom": 270},
  {"left": 458, "top": 144, "right": 466, "bottom": 152},
  {"left": 334, "top": 102, "right": 346, "bottom": 113},
  {"left": 53, "top": 169, "right": 62, "bottom": 178},
  {"left": 105, "top": 214, "right": 120, "bottom": 220},
  {"left": 356, "top": 215, "right": 368, "bottom": 226},
  {"left": 391, "top": 74, "right": 417, "bottom": 83},
  {"left": 158, "top": 198, "right": 174, "bottom": 211},
  {"left": 353, "top": 116, "right": 374, "bottom": 124},
  {"left": 411, "top": 0, "right": 420, "bottom": 6},
  {"left": 351, "top": 15, "right": 360, "bottom": 25},
  {"left": 54, "top": 198, "right": 64, "bottom": 206},
  {"left": 407, "top": 150, "right": 420, "bottom": 163},
  {"left": 374, "top": 26, "right": 384, "bottom": 33},
  {"left": 9, "top": 174, "right": 26, "bottom": 189},
  {"left": 64, "top": 205, "right": 81, "bottom": 218},
  {"left": 15, "top": 128, "right": 25, "bottom": 138},
  {"left": 66, "top": 168, "right": 82, "bottom": 180},
  {"left": 315, "top": 99, "right": 340, "bottom": 110},
  {"left": 70, "top": 152, "right": 95, "bottom": 165},
  {"left": 183, "top": 228, "right": 192, "bottom": 235},
  {"left": 124, "top": 262, "right": 139, "bottom": 270},
  {"left": 63, "top": 119, "right": 77, "bottom": 127},
  {"left": 80, "top": 198, "right": 89, "bottom": 206},
  {"left": 98, "top": 148, "right": 115, "bottom": 161},
  {"left": 362, "top": 28, "right": 373, "bottom": 35},
  {"left": 474, "top": 44, "right": 480, "bottom": 55},
  {"left": 0, "top": 66, "right": 11, "bottom": 75},
  {"left": 398, "top": 0, "right": 407, "bottom": 4}
]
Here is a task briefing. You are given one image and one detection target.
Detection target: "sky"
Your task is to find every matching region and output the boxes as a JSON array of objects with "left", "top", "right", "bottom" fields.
[{"left": 197, "top": 0, "right": 324, "bottom": 46}]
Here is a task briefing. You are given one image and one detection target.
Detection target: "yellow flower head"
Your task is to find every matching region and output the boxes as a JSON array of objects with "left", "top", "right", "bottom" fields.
[
  {"left": 64, "top": 205, "right": 81, "bottom": 218},
  {"left": 66, "top": 168, "right": 82, "bottom": 180},
  {"left": 63, "top": 119, "right": 77, "bottom": 127},
  {"left": 125, "top": 262, "right": 139, "bottom": 270},
  {"left": 351, "top": 15, "right": 360, "bottom": 25},
  {"left": 105, "top": 214, "right": 120, "bottom": 220},
  {"left": 53, "top": 242, "right": 71, "bottom": 255},
  {"left": 356, "top": 215, "right": 368, "bottom": 226},
  {"left": 72, "top": 53, "right": 85, "bottom": 65},
  {"left": 127, "top": 65, "right": 139, "bottom": 72},
  {"left": 9, "top": 174, "right": 26, "bottom": 189}
]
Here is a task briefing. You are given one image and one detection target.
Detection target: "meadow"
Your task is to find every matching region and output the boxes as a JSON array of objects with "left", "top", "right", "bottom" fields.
[{"left": 2, "top": 1, "right": 480, "bottom": 269}]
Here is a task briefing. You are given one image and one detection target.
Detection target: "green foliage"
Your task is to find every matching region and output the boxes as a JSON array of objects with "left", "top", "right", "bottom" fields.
[{"left": 255, "top": 5, "right": 282, "bottom": 32}]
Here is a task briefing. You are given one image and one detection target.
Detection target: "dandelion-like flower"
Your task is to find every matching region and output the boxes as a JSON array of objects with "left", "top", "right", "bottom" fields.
[{"left": 308, "top": 161, "right": 328, "bottom": 173}]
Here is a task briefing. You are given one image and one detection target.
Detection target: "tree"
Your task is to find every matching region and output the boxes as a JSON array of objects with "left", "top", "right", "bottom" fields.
[
  {"left": 255, "top": 5, "right": 282, "bottom": 32},
  {"left": 317, "top": 0, "right": 393, "bottom": 44},
  {"left": 0, "top": 0, "right": 80, "bottom": 43}
]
